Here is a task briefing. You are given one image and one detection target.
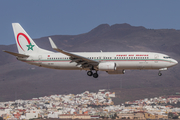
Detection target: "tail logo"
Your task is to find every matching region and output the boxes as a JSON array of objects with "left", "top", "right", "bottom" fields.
[
  {"left": 26, "top": 43, "right": 35, "bottom": 51},
  {"left": 17, "top": 33, "right": 35, "bottom": 51}
]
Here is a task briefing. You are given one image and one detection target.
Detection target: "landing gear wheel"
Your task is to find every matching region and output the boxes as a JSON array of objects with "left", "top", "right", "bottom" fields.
[
  {"left": 93, "top": 73, "right": 99, "bottom": 78},
  {"left": 158, "top": 72, "right": 162, "bottom": 76},
  {"left": 87, "top": 71, "right": 93, "bottom": 76}
]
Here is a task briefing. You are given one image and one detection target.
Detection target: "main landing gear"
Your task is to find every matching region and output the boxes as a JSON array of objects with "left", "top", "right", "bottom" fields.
[
  {"left": 158, "top": 71, "right": 162, "bottom": 76},
  {"left": 87, "top": 71, "right": 99, "bottom": 78}
]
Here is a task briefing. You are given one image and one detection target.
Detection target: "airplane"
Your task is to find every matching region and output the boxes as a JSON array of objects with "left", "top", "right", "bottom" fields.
[{"left": 3, "top": 23, "right": 178, "bottom": 78}]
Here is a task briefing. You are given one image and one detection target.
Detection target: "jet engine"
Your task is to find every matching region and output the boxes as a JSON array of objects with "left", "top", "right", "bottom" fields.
[{"left": 98, "top": 62, "right": 116, "bottom": 71}]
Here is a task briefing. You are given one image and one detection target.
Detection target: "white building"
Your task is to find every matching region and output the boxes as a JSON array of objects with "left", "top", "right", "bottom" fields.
[{"left": 26, "top": 112, "right": 38, "bottom": 119}]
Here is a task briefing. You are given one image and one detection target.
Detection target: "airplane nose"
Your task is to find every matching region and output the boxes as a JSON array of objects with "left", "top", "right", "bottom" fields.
[
  {"left": 175, "top": 60, "right": 178, "bottom": 65},
  {"left": 173, "top": 59, "right": 178, "bottom": 65}
]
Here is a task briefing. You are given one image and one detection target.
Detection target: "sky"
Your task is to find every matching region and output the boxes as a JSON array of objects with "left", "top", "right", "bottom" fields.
[{"left": 0, "top": 0, "right": 180, "bottom": 45}]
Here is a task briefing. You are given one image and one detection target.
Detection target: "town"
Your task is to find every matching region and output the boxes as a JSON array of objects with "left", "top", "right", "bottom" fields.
[{"left": 0, "top": 89, "right": 180, "bottom": 119}]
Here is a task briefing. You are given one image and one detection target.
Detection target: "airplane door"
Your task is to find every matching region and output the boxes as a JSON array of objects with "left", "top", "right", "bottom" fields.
[
  {"left": 38, "top": 55, "right": 42, "bottom": 65},
  {"left": 154, "top": 54, "right": 159, "bottom": 63}
]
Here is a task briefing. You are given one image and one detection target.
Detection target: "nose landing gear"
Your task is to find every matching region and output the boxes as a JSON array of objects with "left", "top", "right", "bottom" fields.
[
  {"left": 87, "top": 71, "right": 99, "bottom": 78},
  {"left": 158, "top": 71, "right": 162, "bottom": 76}
]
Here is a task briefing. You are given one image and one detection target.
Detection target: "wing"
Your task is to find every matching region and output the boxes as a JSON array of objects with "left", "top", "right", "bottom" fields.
[
  {"left": 49, "top": 37, "right": 99, "bottom": 69},
  {"left": 3, "top": 50, "right": 29, "bottom": 58}
]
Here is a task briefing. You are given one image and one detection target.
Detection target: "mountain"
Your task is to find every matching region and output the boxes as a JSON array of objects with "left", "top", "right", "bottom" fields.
[{"left": 0, "top": 23, "right": 180, "bottom": 104}]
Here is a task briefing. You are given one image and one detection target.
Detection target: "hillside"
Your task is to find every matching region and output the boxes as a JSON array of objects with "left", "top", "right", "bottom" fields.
[{"left": 0, "top": 23, "right": 179, "bottom": 104}]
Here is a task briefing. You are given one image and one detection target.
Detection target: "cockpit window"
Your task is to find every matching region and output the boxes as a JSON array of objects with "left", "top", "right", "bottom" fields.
[{"left": 163, "top": 56, "right": 171, "bottom": 59}]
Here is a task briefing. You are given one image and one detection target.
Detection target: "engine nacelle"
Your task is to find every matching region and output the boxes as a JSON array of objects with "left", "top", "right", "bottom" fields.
[
  {"left": 98, "top": 62, "right": 116, "bottom": 71},
  {"left": 107, "top": 70, "right": 125, "bottom": 74}
]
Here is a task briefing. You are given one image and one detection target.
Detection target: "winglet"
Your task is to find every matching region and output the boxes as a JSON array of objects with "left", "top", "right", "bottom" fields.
[
  {"left": 49, "top": 37, "right": 58, "bottom": 49},
  {"left": 49, "top": 37, "right": 64, "bottom": 52}
]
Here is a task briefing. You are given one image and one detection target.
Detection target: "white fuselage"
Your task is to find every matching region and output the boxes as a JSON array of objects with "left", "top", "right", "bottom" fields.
[
  {"left": 6, "top": 23, "right": 178, "bottom": 78},
  {"left": 18, "top": 52, "right": 178, "bottom": 71}
]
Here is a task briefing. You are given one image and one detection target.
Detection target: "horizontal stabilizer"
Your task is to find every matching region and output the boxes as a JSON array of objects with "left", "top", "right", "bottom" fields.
[{"left": 3, "top": 50, "right": 29, "bottom": 58}]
